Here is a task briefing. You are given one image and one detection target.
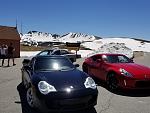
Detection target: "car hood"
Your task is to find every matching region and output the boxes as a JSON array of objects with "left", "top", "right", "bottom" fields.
[
  {"left": 111, "top": 63, "right": 150, "bottom": 79},
  {"left": 33, "top": 69, "right": 89, "bottom": 91}
]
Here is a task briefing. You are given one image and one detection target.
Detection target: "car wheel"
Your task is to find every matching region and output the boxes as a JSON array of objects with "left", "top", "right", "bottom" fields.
[
  {"left": 26, "top": 87, "right": 36, "bottom": 108},
  {"left": 107, "top": 73, "right": 118, "bottom": 91}
]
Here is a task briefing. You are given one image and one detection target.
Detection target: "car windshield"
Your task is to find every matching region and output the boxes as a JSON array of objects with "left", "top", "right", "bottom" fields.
[
  {"left": 105, "top": 55, "right": 132, "bottom": 63},
  {"left": 37, "top": 50, "right": 53, "bottom": 56},
  {"left": 34, "top": 57, "right": 75, "bottom": 71}
]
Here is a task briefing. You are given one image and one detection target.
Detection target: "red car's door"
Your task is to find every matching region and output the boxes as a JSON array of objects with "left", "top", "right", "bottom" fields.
[
  {"left": 88, "top": 60, "right": 99, "bottom": 77},
  {"left": 88, "top": 55, "right": 106, "bottom": 81},
  {"left": 92, "top": 59, "right": 107, "bottom": 81}
]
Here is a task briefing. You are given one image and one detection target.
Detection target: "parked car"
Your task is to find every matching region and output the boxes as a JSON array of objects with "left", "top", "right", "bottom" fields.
[
  {"left": 21, "top": 55, "right": 98, "bottom": 112},
  {"left": 82, "top": 53, "right": 150, "bottom": 91},
  {"left": 36, "top": 49, "right": 81, "bottom": 62}
]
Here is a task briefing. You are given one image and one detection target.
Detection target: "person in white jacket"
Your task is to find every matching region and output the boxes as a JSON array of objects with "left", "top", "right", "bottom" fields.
[{"left": 0, "top": 44, "right": 8, "bottom": 66}]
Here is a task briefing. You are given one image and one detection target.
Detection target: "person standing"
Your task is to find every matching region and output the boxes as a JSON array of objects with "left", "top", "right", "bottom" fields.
[
  {"left": 0, "top": 45, "right": 1, "bottom": 66},
  {"left": 0, "top": 44, "right": 7, "bottom": 66},
  {"left": 0, "top": 45, "right": 2, "bottom": 66},
  {"left": 7, "top": 43, "right": 16, "bottom": 67}
]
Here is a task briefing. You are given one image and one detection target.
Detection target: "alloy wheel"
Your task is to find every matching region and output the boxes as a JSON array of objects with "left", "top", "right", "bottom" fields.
[
  {"left": 26, "top": 87, "right": 35, "bottom": 108},
  {"left": 107, "top": 73, "right": 118, "bottom": 91}
]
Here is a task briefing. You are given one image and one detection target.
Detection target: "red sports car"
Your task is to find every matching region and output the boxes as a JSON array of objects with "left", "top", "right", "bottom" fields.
[{"left": 82, "top": 54, "right": 150, "bottom": 90}]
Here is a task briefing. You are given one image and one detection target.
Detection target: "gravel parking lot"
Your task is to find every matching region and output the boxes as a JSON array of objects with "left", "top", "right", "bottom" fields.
[{"left": 0, "top": 53, "right": 150, "bottom": 113}]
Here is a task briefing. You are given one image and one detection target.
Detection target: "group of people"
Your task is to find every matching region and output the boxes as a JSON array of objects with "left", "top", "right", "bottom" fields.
[{"left": 0, "top": 43, "right": 16, "bottom": 67}]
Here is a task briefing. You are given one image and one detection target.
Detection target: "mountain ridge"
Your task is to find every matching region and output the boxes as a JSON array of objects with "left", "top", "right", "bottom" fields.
[{"left": 20, "top": 31, "right": 150, "bottom": 47}]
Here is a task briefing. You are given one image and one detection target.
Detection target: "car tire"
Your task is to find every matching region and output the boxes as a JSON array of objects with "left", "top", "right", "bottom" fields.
[
  {"left": 26, "top": 87, "right": 37, "bottom": 108},
  {"left": 107, "top": 73, "right": 118, "bottom": 91}
]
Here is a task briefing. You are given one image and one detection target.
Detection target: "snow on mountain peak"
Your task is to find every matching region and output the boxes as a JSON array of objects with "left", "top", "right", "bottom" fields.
[
  {"left": 21, "top": 32, "right": 96, "bottom": 45},
  {"left": 21, "top": 31, "right": 61, "bottom": 46},
  {"left": 59, "top": 32, "right": 96, "bottom": 43}
]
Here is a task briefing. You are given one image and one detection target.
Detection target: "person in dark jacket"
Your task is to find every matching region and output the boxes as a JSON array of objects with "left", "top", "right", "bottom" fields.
[{"left": 7, "top": 43, "right": 16, "bottom": 66}]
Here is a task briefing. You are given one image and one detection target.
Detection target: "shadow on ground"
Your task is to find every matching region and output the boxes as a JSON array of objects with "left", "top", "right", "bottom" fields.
[
  {"left": 17, "top": 83, "right": 97, "bottom": 113},
  {"left": 96, "top": 80, "right": 150, "bottom": 97}
]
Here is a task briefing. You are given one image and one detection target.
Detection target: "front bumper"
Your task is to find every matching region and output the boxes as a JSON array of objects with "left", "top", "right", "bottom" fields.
[
  {"left": 118, "top": 76, "right": 150, "bottom": 89},
  {"left": 36, "top": 88, "right": 98, "bottom": 111}
]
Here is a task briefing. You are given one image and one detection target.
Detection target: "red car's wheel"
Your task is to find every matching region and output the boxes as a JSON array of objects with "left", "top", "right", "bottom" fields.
[{"left": 107, "top": 73, "right": 118, "bottom": 91}]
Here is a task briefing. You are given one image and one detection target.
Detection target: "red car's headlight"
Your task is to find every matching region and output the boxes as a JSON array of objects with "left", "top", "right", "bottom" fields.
[{"left": 119, "top": 68, "right": 133, "bottom": 77}]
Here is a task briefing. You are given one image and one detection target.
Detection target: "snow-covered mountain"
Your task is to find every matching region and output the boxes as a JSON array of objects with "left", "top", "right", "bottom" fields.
[
  {"left": 20, "top": 31, "right": 150, "bottom": 58},
  {"left": 59, "top": 32, "right": 96, "bottom": 43},
  {"left": 21, "top": 31, "right": 96, "bottom": 46},
  {"left": 20, "top": 31, "right": 60, "bottom": 46}
]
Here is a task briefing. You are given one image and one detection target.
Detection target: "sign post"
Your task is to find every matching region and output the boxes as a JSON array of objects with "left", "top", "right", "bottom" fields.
[{"left": 66, "top": 42, "right": 81, "bottom": 57}]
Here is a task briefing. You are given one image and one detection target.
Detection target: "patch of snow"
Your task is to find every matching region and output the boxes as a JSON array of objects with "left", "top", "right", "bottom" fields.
[
  {"left": 76, "top": 50, "right": 93, "bottom": 58},
  {"left": 82, "top": 38, "right": 150, "bottom": 53},
  {"left": 87, "top": 43, "right": 133, "bottom": 58},
  {"left": 20, "top": 51, "right": 40, "bottom": 58}
]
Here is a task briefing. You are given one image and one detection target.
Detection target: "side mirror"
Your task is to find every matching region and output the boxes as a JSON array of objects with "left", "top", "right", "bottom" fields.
[
  {"left": 74, "top": 64, "right": 80, "bottom": 67},
  {"left": 22, "top": 59, "right": 31, "bottom": 66}
]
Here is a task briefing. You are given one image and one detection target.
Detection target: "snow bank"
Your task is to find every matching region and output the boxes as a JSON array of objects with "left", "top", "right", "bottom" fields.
[
  {"left": 20, "top": 50, "right": 93, "bottom": 58},
  {"left": 76, "top": 50, "right": 93, "bottom": 58},
  {"left": 20, "top": 51, "right": 40, "bottom": 58},
  {"left": 20, "top": 34, "right": 150, "bottom": 58},
  {"left": 87, "top": 43, "right": 133, "bottom": 58},
  {"left": 20, "top": 43, "right": 133, "bottom": 58},
  {"left": 100, "top": 38, "right": 150, "bottom": 52}
]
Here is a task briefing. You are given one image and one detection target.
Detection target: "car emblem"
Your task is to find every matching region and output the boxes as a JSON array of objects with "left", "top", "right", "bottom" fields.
[
  {"left": 145, "top": 75, "right": 147, "bottom": 78},
  {"left": 65, "top": 86, "right": 74, "bottom": 93}
]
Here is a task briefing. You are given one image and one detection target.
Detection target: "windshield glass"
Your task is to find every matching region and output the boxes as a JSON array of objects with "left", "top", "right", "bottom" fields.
[
  {"left": 104, "top": 55, "right": 132, "bottom": 63},
  {"left": 34, "top": 57, "right": 75, "bottom": 71}
]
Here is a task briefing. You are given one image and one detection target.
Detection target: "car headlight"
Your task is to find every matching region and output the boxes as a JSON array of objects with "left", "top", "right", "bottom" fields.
[
  {"left": 84, "top": 77, "right": 97, "bottom": 89},
  {"left": 119, "top": 68, "right": 132, "bottom": 77},
  {"left": 38, "top": 81, "right": 57, "bottom": 95}
]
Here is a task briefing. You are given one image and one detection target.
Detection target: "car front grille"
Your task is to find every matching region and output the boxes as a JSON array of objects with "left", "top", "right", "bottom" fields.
[
  {"left": 45, "top": 95, "right": 97, "bottom": 110},
  {"left": 135, "top": 80, "right": 150, "bottom": 88}
]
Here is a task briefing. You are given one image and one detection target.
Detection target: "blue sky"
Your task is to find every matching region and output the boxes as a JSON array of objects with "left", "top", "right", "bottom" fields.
[{"left": 0, "top": 0, "right": 150, "bottom": 40}]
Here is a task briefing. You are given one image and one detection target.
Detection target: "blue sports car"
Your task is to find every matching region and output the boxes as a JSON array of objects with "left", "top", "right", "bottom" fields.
[{"left": 21, "top": 55, "right": 98, "bottom": 112}]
